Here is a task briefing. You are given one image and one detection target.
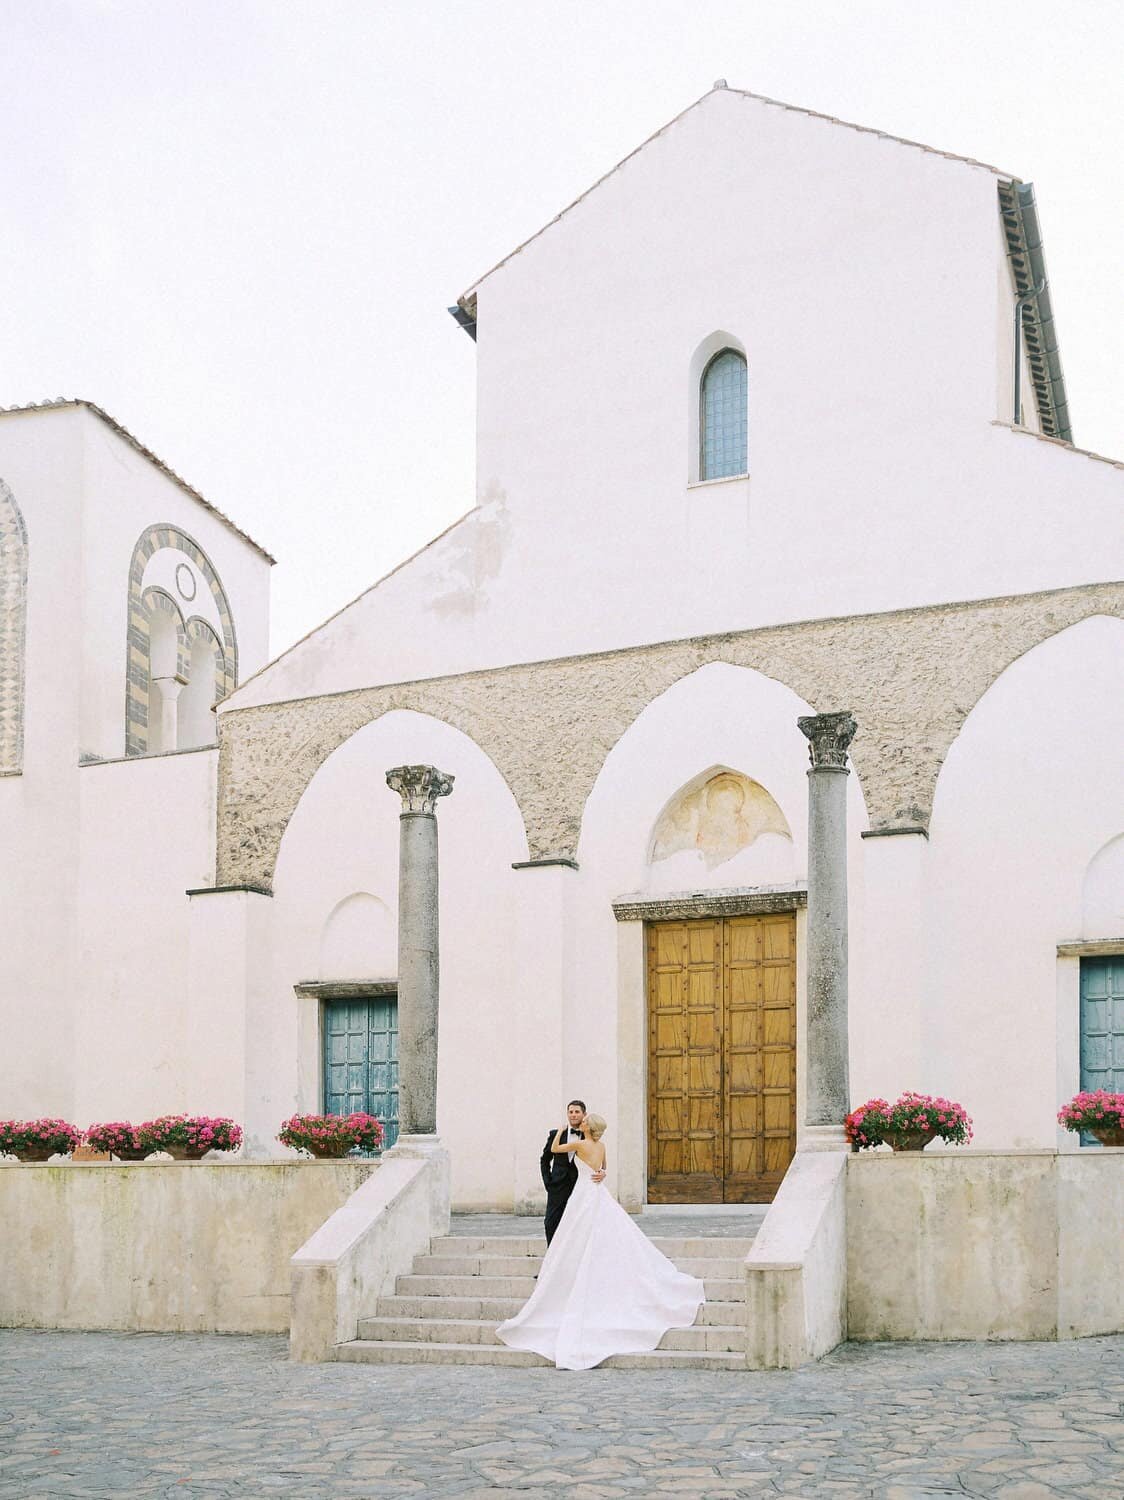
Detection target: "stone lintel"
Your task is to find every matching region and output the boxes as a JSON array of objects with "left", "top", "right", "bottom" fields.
[
  {"left": 1056, "top": 937, "right": 1124, "bottom": 958},
  {"left": 613, "top": 884, "right": 807, "bottom": 922},
  {"left": 186, "top": 883, "right": 273, "bottom": 898},
  {"left": 512, "top": 857, "right": 579, "bottom": 871},
  {"left": 861, "top": 825, "right": 930, "bottom": 840},
  {"left": 293, "top": 979, "right": 398, "bottom": 1000}
]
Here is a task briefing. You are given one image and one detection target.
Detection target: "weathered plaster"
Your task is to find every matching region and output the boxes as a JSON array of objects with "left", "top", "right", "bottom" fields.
[{"left": 216, "top": 582, "right": 1124, "bottom": 890}]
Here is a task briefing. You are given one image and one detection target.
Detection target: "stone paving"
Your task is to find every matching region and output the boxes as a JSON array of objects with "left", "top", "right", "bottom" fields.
[{"left": 2, "top": 1328, "right": 1123, "bottom": 1498}]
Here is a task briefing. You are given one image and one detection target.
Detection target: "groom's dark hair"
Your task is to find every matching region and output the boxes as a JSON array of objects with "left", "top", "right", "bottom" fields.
[{"left": 567, "top": 1099, "right": 587, "bottom": 1111}]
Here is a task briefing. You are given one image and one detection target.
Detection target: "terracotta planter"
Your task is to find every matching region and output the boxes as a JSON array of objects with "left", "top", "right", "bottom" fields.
[
  {"left": 304, "top": 1142, "right": 354, "bottom": 1159},
  {"left": 885, "top": 1130, "right": 935, "bottom": 1153},
  {"left": 112, "top": 1147, "right": 149, "bottom": 1161},
  {"left": 163, "top": 1145, "right": 211, "bottom": 1160},
  {"left": 1089, "top": 1125, "right": 1124, "bottom": 1148},
  {"left": 12, "top": 1146, "right": 59, "bottom": 1162}
]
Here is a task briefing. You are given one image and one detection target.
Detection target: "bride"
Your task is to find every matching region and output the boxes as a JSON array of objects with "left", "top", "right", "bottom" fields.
[{"left": 496, "top": 1114, "right": 705, "bottom": 1370}]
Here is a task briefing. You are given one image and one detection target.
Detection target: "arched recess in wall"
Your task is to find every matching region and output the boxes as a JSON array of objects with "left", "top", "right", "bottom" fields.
[
  {"left": 930, "top": 614, "right": 1124, "bottom": 844},
  {"left": 1082, "top": 833, "right": 1124, "bottom": 940},
  {"left": 179, "top": 617, "right": 227, "bottom": 750},
  {"left": 125, "top": 525, "right": 237, "bottom": 755},
  {"left": 0, "top": 478, "right": 29, "bottom": 774},
  {"left": 649, "top": 765, "right": 792, "bottom": 870},
  {"left": 575, "top": 660, "right": 863, "bottom": 889},
  {"left": 320, "top": 892, "right": 396, "bottom": 979},
  {"left": 688, "top": 331, "right": 747, "bottom": 483}
]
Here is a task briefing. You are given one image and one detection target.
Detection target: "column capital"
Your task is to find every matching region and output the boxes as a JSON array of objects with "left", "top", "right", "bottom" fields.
[
  {"left": 797, "top": 711, "right": 857, "bottom": 770},
  {"left": 386, "top": 764, "right": 454, "bottom": 815}
]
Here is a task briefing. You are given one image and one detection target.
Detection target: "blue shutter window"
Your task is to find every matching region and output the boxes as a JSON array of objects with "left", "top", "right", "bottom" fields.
[{"left": 700, "top": 349, "right": 748, "bottom": 480}]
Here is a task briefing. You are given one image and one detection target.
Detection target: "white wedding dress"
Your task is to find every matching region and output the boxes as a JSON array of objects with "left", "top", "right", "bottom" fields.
[{"left": 496, "top": 1154, "right": 705, "bottom": 1370}]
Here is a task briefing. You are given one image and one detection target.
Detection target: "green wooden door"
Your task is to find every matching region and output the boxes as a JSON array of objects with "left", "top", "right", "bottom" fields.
[{"left": 323, "top": 995, "right": 399, "bottom": 1149}]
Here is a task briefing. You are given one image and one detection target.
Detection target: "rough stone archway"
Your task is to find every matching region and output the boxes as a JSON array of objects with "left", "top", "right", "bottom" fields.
[{"left": 215, "top": 581, "right": 1124, "bottom": 890}]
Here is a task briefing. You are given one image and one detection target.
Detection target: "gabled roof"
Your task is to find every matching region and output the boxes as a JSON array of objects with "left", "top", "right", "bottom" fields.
[
  {"left": 452, "top": 82, "right": 1072, "bottom": 444},
  {"left": 0, "top": 398, "right": 275, "bottom": 562},
  {"left": 456, "top": 82, "right": 1016, "bottom": 311}
]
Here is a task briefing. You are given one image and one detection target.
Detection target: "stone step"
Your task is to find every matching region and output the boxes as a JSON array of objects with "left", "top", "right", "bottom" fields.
[
  {"left": 335, "top": 1339, "right": 746, "bottom": 1371},
  {"left": 433, "top": 1234, "right": 755, "bottom": 1259},
  {"left": 432, "top": 1235, "right": 542, "bottom": 1257},
  {"left": 396, "top": 1273, "right": 745, "bottom": 1301},
  {"left": 356, "top": 1315, "right": 747, "bottom": 1352},
  {"left": 376, "top": 1293, "right": 748, "bottom": 1326},
  {"left": 411, "top": 1252, "right": 746, "bottom": 1280}
]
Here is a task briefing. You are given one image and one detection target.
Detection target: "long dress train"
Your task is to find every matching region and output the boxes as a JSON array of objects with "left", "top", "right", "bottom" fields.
[{"left": 496, "top": 1154, "right": 705, "bottom": 1370}]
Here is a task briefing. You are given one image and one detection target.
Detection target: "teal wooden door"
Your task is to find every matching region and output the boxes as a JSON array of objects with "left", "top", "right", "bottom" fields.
[
  {"left": 1080, "top": 958, "right": 1124, "bottom": 1141},
  {"left": 323, "top": 996, "right": 399, "bottom": 1149}
]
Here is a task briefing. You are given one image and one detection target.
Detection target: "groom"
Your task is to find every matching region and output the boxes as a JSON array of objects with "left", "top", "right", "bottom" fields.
[{"left": 541, "top": 1098, "right": 603, "bottom": 1244}]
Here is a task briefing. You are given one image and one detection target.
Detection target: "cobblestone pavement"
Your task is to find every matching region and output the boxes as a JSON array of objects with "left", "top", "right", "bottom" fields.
[{"left": 2, "top": 1329, "right": 1122, "bottom": 1499}]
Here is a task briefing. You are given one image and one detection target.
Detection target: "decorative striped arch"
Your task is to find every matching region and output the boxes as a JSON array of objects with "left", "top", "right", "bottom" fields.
[
  {"left": 126, "top": 525, "right": 238, "bottom": 755},
  {"left": 185, "top": 615, "right": 232, "bottom": 698},
  {"left": 0, "top": 478, "right": 29, "bottom": 774}
]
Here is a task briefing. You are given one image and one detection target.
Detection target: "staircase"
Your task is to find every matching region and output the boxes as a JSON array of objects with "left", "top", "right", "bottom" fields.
[{"left": 335, "top": 1230, "right": 753, "bottom": 1369}]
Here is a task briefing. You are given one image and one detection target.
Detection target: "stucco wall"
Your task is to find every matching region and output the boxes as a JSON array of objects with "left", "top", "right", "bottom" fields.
[
  {"left": 847, "top": 1151, "right": 1124, "bottom": 1342},
  {"left": 0, "top": 1161, "right": 376, "bottom": 1334},
  {"left": 225, "top": 90, "right": 1123, "bottom": 715}
]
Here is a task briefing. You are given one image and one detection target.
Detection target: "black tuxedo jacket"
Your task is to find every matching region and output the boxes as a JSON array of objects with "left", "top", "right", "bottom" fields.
[{"left": 541, "top": 1126, "right": 583, "bottom": 1193}]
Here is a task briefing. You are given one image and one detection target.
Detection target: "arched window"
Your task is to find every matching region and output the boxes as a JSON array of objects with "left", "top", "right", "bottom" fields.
[
  {"left": 125, "top": 525, "right": 237, "bottom": 756},
  {"left": 699, "top": 349, "right": 747, "bottom": 480}
]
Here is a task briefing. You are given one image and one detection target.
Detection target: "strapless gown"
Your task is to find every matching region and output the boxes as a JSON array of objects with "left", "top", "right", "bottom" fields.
[{"left": 496, "top": 1154, "right": 705, "bottom": 1370}]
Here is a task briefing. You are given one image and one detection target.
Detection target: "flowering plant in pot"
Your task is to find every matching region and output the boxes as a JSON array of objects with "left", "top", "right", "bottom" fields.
[
  {"left": 277, "top": 1113, "right": 384, "bottom": 1158},
  {"left": 845, "top": 1092, "right": 973, "bottom": 1152},
  {"left": 0, "top": 1118, "right": 81, "bottom": 1162},
  {"left": 84, "top": 1122, "right": 148, "bottom": 1161},
  {"left": 136, "top": 1115, "right": 243, "bottom": 1160},
  {"left": 1058, "top": 1090, "right": 1124, "bottom": 1147}
]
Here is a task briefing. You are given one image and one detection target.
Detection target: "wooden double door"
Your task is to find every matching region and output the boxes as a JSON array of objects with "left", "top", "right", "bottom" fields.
[{"left": 647, "top": 913, "right": 797, "bottom": 1204}]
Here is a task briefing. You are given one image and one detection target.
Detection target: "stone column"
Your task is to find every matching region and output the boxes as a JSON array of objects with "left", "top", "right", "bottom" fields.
[
  {"left": 797, "top": 711, "right": 857, "bottom": 1148},
  {"left": 151, "top": 675, "right": 184, "bottom": 753},
  {"left": 386, "top": 764, "right": 454, "bottom": 1138}
]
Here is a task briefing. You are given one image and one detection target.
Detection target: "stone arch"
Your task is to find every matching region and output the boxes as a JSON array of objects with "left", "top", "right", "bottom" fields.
[
  {"left": 931, "top": 613, "right": 1124, "bottom": 835},
  {"left": 0, "top": 478, "right": 28, "bottom": 774},
  {"left": 216, "top": 582, "right": 1124, "bottom": 889},
  {"left": 126, "top": 525, "right": 237, "bottom": 755},
  {"left": 179, "top": 616, "right": 230, "bottom": 749}
]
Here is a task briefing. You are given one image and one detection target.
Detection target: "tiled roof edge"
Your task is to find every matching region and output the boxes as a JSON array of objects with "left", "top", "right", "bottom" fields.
[{"left": 0, "top": 398, "right": 276, "bottom": 563}]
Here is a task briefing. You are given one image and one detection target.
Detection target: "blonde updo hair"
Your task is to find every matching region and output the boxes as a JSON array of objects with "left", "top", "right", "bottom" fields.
[{"left": 583, "top": 1113, "right": 607, "bottom": 1141}]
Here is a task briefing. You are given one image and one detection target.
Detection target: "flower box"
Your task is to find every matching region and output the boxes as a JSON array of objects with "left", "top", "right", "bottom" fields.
[
  {"left": 83, "top": 1122, "right": 148, "bottom": 1161},
  {"left": 845, "top": 1092, "right": 973, "bottom": 1152},
  {"left": 1058, "top": 1091, "right": 1124, "bottom": 1147},
  {"left": 277, "top": 1113, "right": 384, "bottom": 1158},
  {"left": 0, "top": 1118, "right": 81, "bottom": 1162},
  {"left": 136, "top": 1115, "right": 243, "bottom": 1159}
]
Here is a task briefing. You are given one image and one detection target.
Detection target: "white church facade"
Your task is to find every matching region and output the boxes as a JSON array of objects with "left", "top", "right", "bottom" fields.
[{"left": 2, "top": 85, "right": 1122, "bottom": 1216}]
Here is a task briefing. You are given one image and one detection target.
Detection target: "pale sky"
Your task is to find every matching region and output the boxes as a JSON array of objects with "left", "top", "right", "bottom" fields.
[{"left": 3, "top": 0, "right": 1122, "bottom": 655}]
